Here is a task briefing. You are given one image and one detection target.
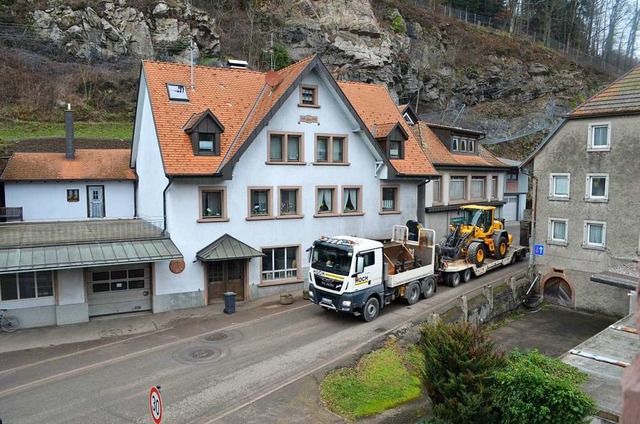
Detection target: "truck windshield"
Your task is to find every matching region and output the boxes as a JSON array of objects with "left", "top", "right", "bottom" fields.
[{"left": 311, "top": 244, "right": 353, "bottom": 276}]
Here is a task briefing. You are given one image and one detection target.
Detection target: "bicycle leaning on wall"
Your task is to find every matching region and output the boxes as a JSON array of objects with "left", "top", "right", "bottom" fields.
[{"left": 0, "top": 309, "right": 19, "bottom": 332}]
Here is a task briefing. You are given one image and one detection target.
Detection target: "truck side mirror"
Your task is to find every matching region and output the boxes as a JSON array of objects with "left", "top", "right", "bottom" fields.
[{"left": 355, "top": 256, "right": 365, "bottom": 274}]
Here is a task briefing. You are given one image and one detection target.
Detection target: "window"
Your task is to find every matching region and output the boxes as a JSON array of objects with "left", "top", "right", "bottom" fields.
[
  {"left": 381, "top": 186, "right": 399, "bottom": 213},
  {"left": 279, "top": 187, "right": 301, "bottom": 217},
  {"left": 200, "top": 187, "right": 227, "bottom": 221},
  {"left": 316, "top": 187, "right": 337, "bottom": 215},
  {"left": 300, "top": 85, "right": 318, "bottom": 107},
  {"left": 460, "top": 138, "right": 468, "bottom": 152},
  {"left": 67, "top": 189, "right": 79, "bottom": 202},
  {"left": 248, "top": 187, "right": 272, "bottom": 218},
  {"left": 452, "top": 136, "right": 459, "bottom": 151},
  {"left": 471, "top": 177, "right": 485, "bottom": 199},
  {"left": 198, "top": 133, "right": 215, "bottom": 153},
  {"left": 433, "top": 179, "right": 441, "bottom": 203},
  {"left": 403, "top": 112, "right": 414, "bottom": 125},
  {"left": 0, "top": 271, "right": 54, "bottom": 301},
  {"left": 584, "top": 221, "right": 606, "bottom": 248},
  {"left": 588, "top": 123, "right": 611, "bottom": 151},
  {"left": 389, "top": 140, "right": 402, "bottom": 159},
  {"left": 268, "top": 133, "right": 303, "bottom": 163},
  {"left": 315, "top": 135, "right": 347, "bottom": 164},
  {"left": 548, "top": 218, "right": 568, "bottom": 244},
  {"left": 549, "top": 173, "right": 570, "bottom": 199},
  {"left": 586, "top": 174, "right": 609, "bottom": 201},
  {"left": 262, "top": 246, "right": 299, "bottom": 282},
  {"left": 468, "top": 139, "right": 475, "bottom": 152},
  {"left": 89, "top": 268, "right": 147, "bottom": 293},
  {"left": 492, "top": 176, "right": 499, "bottom": 199},
  {"left": 342, "top": 186, "right": 362, "bottom": 214},
  {"left": 450, "top": 177, "right": 466, "bottom": 201},
  {"left": 506, "top": 172, "right": 518, "bottom": 181},
  {"left": 166, "top": 83, "right": 188, "bottom": 101}
]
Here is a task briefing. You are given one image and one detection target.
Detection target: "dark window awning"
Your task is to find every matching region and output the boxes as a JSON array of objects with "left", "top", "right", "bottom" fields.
[
  {"left": 591, "top": 271, "right": 638, "bottom": 291},
  {"left": 0, "top": 219, "right": 183, "bottom": 274},
  {"left": 197, "top": 234, "right": 264, "bottom": 262}
]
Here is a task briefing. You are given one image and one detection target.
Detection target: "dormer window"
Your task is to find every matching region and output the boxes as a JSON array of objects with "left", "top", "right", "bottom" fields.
[
  {"left": 299, "top": 85, "right": 318, "bottom": 107},
  {"left": 374, "top": 122, "right": 407, "bottom": 160},
  {"left": 451, "top": 135, "right": 478, "bottom": 154},
  {"left": 389, "top": 140, "right": 402, "bottom": 159},
  {"left": 184, "top": 109, "right": 225, "bottom": 156},
  {"left": 452, "top": 137, "right": 459, "bottom": 151}
]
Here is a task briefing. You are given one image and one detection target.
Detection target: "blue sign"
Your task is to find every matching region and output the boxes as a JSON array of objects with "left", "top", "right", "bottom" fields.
[{"left": 534, "top": 244, "right": 545, "bottom": 256}]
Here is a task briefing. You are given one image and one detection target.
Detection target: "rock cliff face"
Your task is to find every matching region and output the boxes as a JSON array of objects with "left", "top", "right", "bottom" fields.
[
  {"left": 31, "top": 0, "right": 219, "bottom": 61},
  {"left": 17, "top": 0, "right": 610, "bottom": 153}
]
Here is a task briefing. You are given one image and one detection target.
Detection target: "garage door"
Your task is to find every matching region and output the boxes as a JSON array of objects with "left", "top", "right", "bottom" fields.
[
  {"left": 503, "top": 196, "right": 518, "bottom": 221},
  {"left": 87, "top": 264, "right": 151, "bottom": 317}
]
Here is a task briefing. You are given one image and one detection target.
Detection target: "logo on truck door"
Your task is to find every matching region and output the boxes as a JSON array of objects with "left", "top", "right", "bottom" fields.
[{"left": 354, "top": 274, "right": 370, "bottom": 286}]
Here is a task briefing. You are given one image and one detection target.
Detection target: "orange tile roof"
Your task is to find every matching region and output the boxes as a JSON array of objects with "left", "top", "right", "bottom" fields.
[
  {"left": 570, "top": 65, "right": 640, "bottom": 117},
  {"left": 413, "top": 122, "right": 507, "bottom": 168},
  {"left": 373, "top": 122, "right": 397, "bottom": 138},
  {"left": 338, "top": 81, "right": 437, "bottom": 176},
  {"left": 0, "top": 149, "right": 135, "bottom": 181}
]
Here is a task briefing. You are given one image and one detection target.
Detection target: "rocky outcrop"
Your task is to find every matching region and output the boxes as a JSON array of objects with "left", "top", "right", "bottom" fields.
[{"left": 30, "top": 1, "right": 219, "bottom": 61}]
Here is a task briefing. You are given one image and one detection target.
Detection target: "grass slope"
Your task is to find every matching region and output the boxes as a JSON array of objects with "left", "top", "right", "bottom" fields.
[{"left": 0, "top": 121, "right": 133, "bottom": 141}]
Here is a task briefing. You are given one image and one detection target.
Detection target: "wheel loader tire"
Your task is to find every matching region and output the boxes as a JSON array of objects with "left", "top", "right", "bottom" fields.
[
  {"left": 496, "top": 236, "right": 508, "bottom": 259},
  {"left": 467, "top": 242, "right": 486, "bottom": 267}
]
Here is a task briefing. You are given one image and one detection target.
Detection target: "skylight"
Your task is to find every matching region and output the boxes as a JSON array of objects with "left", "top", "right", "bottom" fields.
[{"left": 167, "top": 83, "right": 189, "bottom": 101}]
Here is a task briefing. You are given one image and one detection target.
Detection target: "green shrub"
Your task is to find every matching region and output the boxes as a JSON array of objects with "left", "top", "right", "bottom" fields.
[
  {"left": 493, "top": 350, "right": 597, "bottom": 424},
  {"left": 419, "top": 322, "right": 507, "bottom": 423}
]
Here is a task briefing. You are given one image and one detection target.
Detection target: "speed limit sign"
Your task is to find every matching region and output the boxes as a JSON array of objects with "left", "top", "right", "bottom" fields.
[{"left": 149, "top": 386, "right": 163, "bottom": 423}]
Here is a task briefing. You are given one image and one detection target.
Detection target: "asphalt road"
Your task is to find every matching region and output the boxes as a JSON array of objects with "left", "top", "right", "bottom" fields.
[{"left": 0, "top": 261, "right": 527, "bottom": 424}]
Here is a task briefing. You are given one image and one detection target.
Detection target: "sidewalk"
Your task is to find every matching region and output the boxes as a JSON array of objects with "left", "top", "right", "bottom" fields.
[{"left": 0, "top": 292, "right": 304, "bottom": 355}]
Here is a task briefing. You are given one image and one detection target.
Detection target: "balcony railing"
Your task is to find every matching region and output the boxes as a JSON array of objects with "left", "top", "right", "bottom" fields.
[{"left": 0, "top": 207, "right": 23, "bottom": 222}]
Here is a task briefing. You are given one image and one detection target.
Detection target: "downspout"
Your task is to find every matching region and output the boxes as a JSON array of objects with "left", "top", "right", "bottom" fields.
[
  {"left": 417, "top": 177, "right": 432, "bottom": 224},
  {"left": 527, "top": 174, "right": 538, "bottom": 278},
  {"left": 162, "top": 177, "right": 173, "bottom": 235}
]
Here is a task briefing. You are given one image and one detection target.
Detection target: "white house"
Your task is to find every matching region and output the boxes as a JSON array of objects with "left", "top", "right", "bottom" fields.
[
  {"left": 131, "top": 55, "right": 438, "bottom": 310},
  {"left": 0, "top": 115, "right": 182, "bottom": 328}
]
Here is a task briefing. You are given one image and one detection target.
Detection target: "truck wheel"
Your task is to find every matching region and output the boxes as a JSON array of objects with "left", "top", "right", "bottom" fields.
[
  {"left": 447, "top": 272, "right": 461, "bottom": 288},
  {"left": 405, "top": 283, "right": 420, "bottom": 305},
  {"left": 422, "top": 277, "right": 436, "bottom": 299},
  {"left": 496, "top": 236, "right": 508, "bottom": 259},
  {"left": 467, "top": 242, "right": 486, "bottom": 267},
  {"left": 462, "top": 268, "right": 472, "bottom": 283},
  {"left": 362, "top": 297, "right": 380, "bottom": 322}
]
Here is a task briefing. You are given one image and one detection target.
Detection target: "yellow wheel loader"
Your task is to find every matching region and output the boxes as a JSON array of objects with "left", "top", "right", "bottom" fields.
[{"left": 438, "top": 205, "right": 512, "bottom": 267}]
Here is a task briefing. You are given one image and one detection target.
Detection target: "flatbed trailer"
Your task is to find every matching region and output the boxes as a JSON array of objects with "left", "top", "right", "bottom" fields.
[{"left": 438, "top": 245, "right": 529, "bottom": 287}]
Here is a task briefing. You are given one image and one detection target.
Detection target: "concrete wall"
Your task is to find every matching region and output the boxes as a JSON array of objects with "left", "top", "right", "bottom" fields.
[
  {"left": 4, "top": 181, "right": 134, "bottom": 220},
  {"left": 533, "top": 116, "right": 640, "bottom": 316}
]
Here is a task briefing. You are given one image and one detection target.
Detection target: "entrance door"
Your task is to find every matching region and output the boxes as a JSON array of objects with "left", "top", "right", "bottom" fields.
[
  {"left": 207, "top": 260, "right": 245, "bottom": 302},
  {"left": 88, "top": 185, "right": 105, "bottom": 218},
  {"left": 503, "top": 196, "right": 518, "bottom": 221}
]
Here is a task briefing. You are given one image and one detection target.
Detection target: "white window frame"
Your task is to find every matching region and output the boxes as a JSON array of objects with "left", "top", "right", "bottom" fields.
[
  {"left": 588, "top": 122, "right": 611, "bottom": 151},
  {"left": 549, "top": 173, "right": 570, "bottom": 199},
  {"left": 261, "top": 245, "right": 300, "bottom": 283},
  {"left": 433, "top": 179, "right": 442, "bottom": 203},
  {"left": 585, "top": 173, "right": 609, "bottom": 202},
  {"left": 548, "top": 218, "right": 568, "bottom": 245},
  {"left": 471, "top": 176, "right": 486, "bottom": 200},
  {"left": 583, "top": 220, "right": 606, "bottom": 249},
  {"left": 450, "top": 176, "right": 467, "bottom": 201}
]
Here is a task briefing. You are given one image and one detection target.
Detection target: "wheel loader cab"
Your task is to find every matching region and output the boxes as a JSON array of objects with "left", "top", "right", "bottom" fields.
[{"left": 451, "top": 205, "right": 512, "bottom": 266}]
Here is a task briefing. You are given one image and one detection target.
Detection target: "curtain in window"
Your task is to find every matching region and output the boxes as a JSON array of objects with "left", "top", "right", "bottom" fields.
[
  {"left": 251, "top": 190, "right": 268, "bottom": 215},
  {"left": 471, "top": 178, "right": 485, "bottom": 198},
  {"left": 593, "top": 127, "right": 608, "bottom": 146},
  {"left": 333, "top": 138, "right": 344, "bottom": 162},
  {"left": 287, "top": 136, "right": 300, "bottom": 161},
  {"left": 554, "top": 177, "right": 568, "bottom": 195},
  {"left": 343, "top": 188, "right": 358, "bottom": 212},
  {"left": 280, "top": 189, "right": 297, "bottom": 214},
  {"left": 382, "top": 187, "right": 395, "bottom": 210},
  {"left": 389, "top": 141, "right": 400, "bottom": 158},
  {"left": 589, "top": 224, "right": 603, "bottom": 244},
  {"left": 318, "top": 189, "right": 332, "bottom": 212},
  {"left": 433, "top": 180, "right": 441, "bottom": 202},
  {"left": 270, "top": 134, "right": 283, "bottom": 161},
  {"left": 552, "top": 221, "right": 566, "bottom": 240},
  {"left": 317, "top": 137, "right": 328, "bottom": 162},
  {"left": 450, "top": 178, "right": 465, "bottom": 200}
]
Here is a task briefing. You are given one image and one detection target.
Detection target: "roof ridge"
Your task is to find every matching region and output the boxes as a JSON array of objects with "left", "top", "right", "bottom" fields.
[{"left": 143, "top": 59, "right": 266, "bottom": 76}]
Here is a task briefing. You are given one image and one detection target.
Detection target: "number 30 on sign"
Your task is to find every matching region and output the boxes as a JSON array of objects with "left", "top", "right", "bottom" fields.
[{"left": 149, "top": 386, "right": 163, "bottom": 424}]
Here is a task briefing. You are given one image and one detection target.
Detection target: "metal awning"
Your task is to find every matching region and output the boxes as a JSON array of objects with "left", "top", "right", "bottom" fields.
[
  {"left": 0, "top": 218, "right": 183, "bottom": 273},
  {"left": 591, "top": 272, "right": 638, "bottom": 291},
  {"left": 196, "top": 234, "right": 264, "bottom": 262}
]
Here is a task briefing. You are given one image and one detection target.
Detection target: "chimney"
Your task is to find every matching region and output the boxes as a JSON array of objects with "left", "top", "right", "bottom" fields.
[{"left": 65, "top": 103, "right": 75, "bottom": 160}]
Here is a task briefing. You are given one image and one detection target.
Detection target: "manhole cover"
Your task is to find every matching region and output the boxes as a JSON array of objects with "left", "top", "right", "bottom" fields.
[
  {"left": 172, "top": 345, "right": 227, "bottom": 365},
  {"left": 205, "top": 332, "right": 229, "bottom": 342}
]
